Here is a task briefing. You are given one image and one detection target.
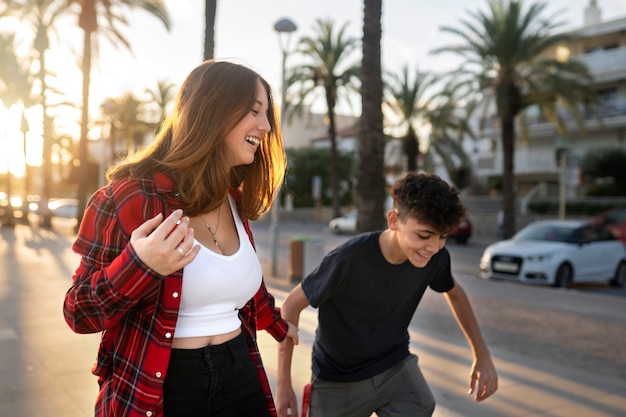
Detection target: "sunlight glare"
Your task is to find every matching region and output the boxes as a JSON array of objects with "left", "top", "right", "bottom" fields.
[{"left": 0, "top": 103, "right": 42, "bottom": 178}]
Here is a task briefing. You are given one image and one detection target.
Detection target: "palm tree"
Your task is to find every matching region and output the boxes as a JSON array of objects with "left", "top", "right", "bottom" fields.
[
  {"left": 1, "top": 0, "right": 69, "bottom": 227},
  {"left": 204, "top": 0, "right": 217, "bottom": 60},
  {"left": 423, "top": 92, "right": 478, "bottom": 188},
  {"left": 384, "top": 65, "right": 476, "bottom": 188},
  {"left": 286, "top": 18, "right": 360, "bottom": 218},
  {"left": 102, "top": 93, "right": 152, "bottom": 164},
  {"left": 71, "top": 0, "right": 170, "bottom": 228},
  {"left": 144, "top": 78, "right": 177, "bottom": 133},
  {"left": 357, "top": 0, "right": 385, "bottom": 232},
  {"left": 384, "top": 65, "right": 439, "bottom": 172},
  {"left": 433, "top": 0, "right": 596, "bottom": 238},
  {"left": 0, "top": 32, "right": 32, "bottom": 228},
  {"left": 0, "top": 33, "right": 31, "bottom": 105}
]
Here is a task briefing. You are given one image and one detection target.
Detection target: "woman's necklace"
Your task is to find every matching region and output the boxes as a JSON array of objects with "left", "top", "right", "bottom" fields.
[{"left": 200, "top": 204, "right": 222, "bottom": 247}]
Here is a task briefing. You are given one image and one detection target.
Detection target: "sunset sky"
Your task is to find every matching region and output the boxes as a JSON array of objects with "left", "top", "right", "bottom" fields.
[{"left": 2, "top": 0, "right": 626, "bottom": 174}]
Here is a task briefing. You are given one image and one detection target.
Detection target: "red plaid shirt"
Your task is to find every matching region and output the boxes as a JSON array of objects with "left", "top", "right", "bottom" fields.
[{"left": 63, "top": 172, "right": 288, "bottom": 417}]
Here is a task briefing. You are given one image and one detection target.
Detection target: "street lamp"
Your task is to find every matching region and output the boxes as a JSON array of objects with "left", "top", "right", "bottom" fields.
[{"left": 269, "top": 17, "right": 297, "bottom": 277}]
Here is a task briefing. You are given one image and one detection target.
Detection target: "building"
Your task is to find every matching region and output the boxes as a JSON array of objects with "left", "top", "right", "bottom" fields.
[
  {"left": 281, "top": 107, "right": 359, "bottom": 150},
  {"left": 471, "top": 0, "right": 626, "bottom": 198}
]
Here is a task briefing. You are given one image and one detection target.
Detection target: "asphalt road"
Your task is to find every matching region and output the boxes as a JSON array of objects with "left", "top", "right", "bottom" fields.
[
  {"left": 251, "top": 219, "right": 626, "bottom": 298},
  {"left": 2, "top": 218, "right": 624, "bottom": 417}
]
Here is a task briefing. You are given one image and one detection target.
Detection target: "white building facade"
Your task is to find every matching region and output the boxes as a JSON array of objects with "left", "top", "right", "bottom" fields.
[{"left": 472, "top": 0, "right": 626, "bottom": 197}]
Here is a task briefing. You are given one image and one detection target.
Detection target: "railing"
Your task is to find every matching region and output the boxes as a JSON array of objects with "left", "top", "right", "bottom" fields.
[{"left": 575, "top": 46, "right": 626, "bottom": 80}]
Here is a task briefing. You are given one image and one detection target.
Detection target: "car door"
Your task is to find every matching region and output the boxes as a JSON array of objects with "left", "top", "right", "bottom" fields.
[
  {"left": 573, "top": 225, "right": 613, "bottom": 282},
  {"left": 593, "top": 225, "right": 626, "bottom": 280},
  {"left": 570, "top": 226, "right": 599, "bottom": 281}
]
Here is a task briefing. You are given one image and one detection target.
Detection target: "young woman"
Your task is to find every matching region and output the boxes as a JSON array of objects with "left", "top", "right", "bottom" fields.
[{"left": 64, "top": 60, "right": 298, "bottom": 417}]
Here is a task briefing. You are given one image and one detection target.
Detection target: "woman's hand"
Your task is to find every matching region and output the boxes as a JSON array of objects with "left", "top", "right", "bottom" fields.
[
  {"left": 284, "top": 320, "right": 299, "bottom": 346},
  {"left": 130, "top": 209, "right": 200, "bottom": 276}
]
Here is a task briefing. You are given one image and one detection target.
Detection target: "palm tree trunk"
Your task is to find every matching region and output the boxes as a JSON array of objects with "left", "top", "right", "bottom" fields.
[
  {"left": 500, "top": 115, "right": 516, "bottom": 239},
  {"left": 76, "top": 28, "right": 93, "bottom": 231},
  {"left": 326, "top": 103, "right": 341, "bottom": 218},
  {"left": 403, "top": 127, "right": 419, "bottom": 172},
  {"left": 38, "top": 44, "right": 53, "bottom": 228},
  {"left": 357, "top": 0, "right": 385, "bottom": 233},
  {"left": 498, "top": 77, "right": 521, "bottom": 240},
  {"left": 204, "top": 0, "right": 217, "bottom": 60}
]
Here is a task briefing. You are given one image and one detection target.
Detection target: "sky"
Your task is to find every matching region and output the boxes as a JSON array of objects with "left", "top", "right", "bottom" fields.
[
  {"left": 2, "top": 0, "right": 626, "bottom": 175},
  {"left": 86, "top": 0, "right": 626, "bottom": 111}
]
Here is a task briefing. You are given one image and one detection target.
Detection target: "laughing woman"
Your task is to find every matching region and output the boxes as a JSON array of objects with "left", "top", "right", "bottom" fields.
[{"left": 63, "top": 60, "right": 298, "bottom": 417}]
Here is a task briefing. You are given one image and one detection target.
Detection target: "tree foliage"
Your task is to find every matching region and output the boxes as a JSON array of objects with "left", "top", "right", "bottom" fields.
[
  {"left": 384, "top": 65, "right": 438, "bottom": 172},
  {"left": 286, "top": 18, "right": 360, "bottom": 218},
  {"left": 0, "top": 33, "right": 32, "bottom": 107},
  {"left": 72, "top": 0, "right": 170, "bottom": 229},
  {"left": 581, "top": 148, "right": 626, "bottom": 196},
  {"left": 285, "top": 147, "right": 354, "bottom": 208},
  {"left": 1, "top": 0, "right": 71, "bottom": 227},
  {"left": 434, "top": 0, "right": 596, "bottom": 238}
]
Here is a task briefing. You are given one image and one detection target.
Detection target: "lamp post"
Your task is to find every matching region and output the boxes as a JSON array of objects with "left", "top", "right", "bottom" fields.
[{"left": 269, "top": 17, "right": 297, "bottom": 277}]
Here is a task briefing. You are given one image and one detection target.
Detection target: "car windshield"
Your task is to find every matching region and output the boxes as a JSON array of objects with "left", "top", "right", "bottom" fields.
[{"left": 514, "top": 224, "right": 575, "bottom": 243}]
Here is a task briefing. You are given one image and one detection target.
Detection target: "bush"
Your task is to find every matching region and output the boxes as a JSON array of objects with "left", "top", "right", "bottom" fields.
[
  {"left": 284, "top": 147, "right": 355, "bottom": 208},
  {"left": 581, "top": 148, "right": 626, "bottom": 196}
]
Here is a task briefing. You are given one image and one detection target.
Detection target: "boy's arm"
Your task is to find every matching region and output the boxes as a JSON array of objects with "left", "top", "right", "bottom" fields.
[
  {"left": 276, "top": 284, "right": 311, "bottom": 417},
  {"left": 444, "top": 280, "right": 498, "bottom": 402}
]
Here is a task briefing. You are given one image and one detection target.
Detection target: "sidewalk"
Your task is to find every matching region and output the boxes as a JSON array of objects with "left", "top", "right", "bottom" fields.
[{"left": 1, "top": 222, "right": 625, "bottom": 416}]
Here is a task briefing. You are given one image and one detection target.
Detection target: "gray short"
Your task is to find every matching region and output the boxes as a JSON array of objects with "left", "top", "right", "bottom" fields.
[{"left": 309, "top": 354, "right": 436, "bottom": 417}]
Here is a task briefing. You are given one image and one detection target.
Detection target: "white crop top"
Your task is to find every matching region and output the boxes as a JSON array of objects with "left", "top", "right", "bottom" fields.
[{"left": 174, "top": 195, "right": 262, "bottom": 338}]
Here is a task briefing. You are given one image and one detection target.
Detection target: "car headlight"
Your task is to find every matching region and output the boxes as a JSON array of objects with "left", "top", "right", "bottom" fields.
[{"left": 479, "top": 251, "right": 491, "bottom": 270}]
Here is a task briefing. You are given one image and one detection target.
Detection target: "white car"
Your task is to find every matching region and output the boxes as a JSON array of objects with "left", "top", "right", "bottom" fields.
[
  {"left": 48, "top": 198, "right": 79, "bottom": 219},
  {"left": 479, "top": 220, "right": 626, "bottom": 288},
  {"left": 329, "top": 210, "right": 357, "bottom": 234}
]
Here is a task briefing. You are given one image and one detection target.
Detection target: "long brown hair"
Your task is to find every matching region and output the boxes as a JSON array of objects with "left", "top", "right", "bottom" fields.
[{"left": 107, "top": 60, "right": 286, "bottom": 220}]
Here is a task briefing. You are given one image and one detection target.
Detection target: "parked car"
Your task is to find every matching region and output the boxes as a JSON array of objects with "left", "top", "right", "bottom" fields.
[
  {"left": 590, "top": 207, "right": 626, "bottom": 246},
  {"left": 329, "top": 210, "right": 358, "bottom": 234},
  {"left": 447, "top": 217, "right": 472, "bottom": 244},
  {"left": 0, "top": 194, "right": 27, "bottom": 224},
  {"left": 329, "top": 209, "right": 472, "bottom": 244},
  {"left": 479, "top": 220, "right": 626, "bottom": 288},
  {"left": 47, "top": 198, "right": 79, "bottom": 219}
]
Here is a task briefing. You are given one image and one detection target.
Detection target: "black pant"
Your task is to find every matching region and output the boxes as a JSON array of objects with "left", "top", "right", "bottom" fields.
[{"left": 163, "top": 332, "right": 271, "bottom": 417}]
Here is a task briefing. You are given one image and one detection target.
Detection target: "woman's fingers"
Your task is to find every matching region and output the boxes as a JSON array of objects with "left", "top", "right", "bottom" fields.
[{"left": 130, "top": 210, "right": 198, "bottom": 275}]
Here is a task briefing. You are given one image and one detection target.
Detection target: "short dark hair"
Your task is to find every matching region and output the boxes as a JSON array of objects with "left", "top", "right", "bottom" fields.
[{"left": 391, "top": 172, "right": 466, "bottom": 233}]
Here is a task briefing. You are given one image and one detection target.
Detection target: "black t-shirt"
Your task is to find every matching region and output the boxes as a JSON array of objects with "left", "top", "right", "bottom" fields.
[{"left": 302, "top": 231, "right": 455, "bottom": 382}]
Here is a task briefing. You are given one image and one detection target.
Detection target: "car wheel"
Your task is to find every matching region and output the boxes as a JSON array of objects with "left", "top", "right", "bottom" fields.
[
  {"left": 610, "top": 261, "right": 626, "bottom": 288},
  {"left": 456, "top": 237, "right": 469, "bottom": 245},
  {"left": 554, "top": 263, "right": 573, "bottom": 288}
]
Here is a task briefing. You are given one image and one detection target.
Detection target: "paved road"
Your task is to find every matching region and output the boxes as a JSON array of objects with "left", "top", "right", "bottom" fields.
[
  {"left": 1, "top": 221, "right": 625, "bottom": 417},
  {"left": 252, "top": 219, "right": 626, "bottom": 415}
]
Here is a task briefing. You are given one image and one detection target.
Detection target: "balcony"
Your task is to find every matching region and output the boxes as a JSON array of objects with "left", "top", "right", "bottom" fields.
[
  {"left": 575, "top": 46, "right": 626, "bottom": 83},
  {"left": 521, "top": 97, "right": 626, "bottom": 138}
]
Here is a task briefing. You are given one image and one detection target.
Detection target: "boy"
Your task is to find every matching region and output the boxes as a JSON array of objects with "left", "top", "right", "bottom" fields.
[{"left": 276, "top": 172, "right": 498, "bottom": 417}]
